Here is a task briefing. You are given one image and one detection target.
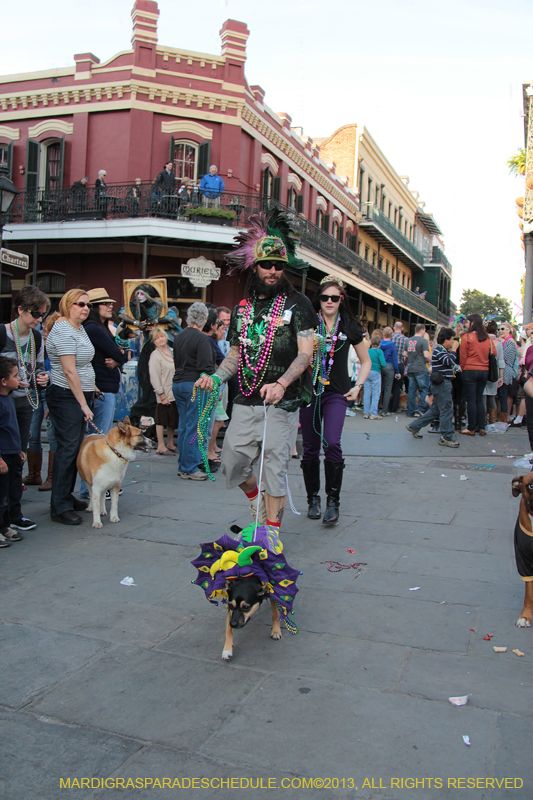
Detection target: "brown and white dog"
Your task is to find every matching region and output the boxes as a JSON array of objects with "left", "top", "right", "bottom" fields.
[
  {"left": 77, "top": 417, "right": 146, "bottom": 529},
  {"left": 511, "top": 473, "right": 533, "bottom": 627}
]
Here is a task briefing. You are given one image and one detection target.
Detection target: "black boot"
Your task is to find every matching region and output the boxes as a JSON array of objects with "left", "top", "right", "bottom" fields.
[
  {"left": 301, "top": 461, "right": 321, "bottom": 519},
  {"left": 323, "top": 460, "right": 344, "bottom": 526}
]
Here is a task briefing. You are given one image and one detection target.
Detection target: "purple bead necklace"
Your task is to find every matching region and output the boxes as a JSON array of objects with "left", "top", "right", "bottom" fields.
[{"left": 238, "top": 294, "right": 286, "bottom": 396}]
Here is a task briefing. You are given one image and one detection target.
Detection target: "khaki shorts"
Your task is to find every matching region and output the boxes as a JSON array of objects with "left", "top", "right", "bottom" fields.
[{"left": 221, "top": 404, "right": 299, "bottom": 497}]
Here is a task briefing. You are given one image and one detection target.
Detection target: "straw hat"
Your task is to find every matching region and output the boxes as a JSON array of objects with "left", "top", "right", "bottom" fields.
[{"left": 87, "top": 288, "right": 116, "bottom": 305}]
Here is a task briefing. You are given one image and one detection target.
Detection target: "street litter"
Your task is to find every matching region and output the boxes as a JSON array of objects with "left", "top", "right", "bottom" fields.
[
  {"left": 462, "top": 735, "right": 471, "bottom": 746},
  {"left": 485, "top": 422, "right": 509, "bottom": 434},
  {"left": 321, "top": 560, "right": 367, "bottom": 572},
  {"left": 512, "top": 649, "right": 525, "bottom": 657},
  {"left": 483, "top": 633, "right": 494, "bottom": 641},
  {"left": 346, "top": 549, "right": 357, "bottom": 554},
  {"left": 131, "top": 480, "right": 137, "bottom": 484},
  {"left": 514, "top": 457, "right": 533, "bottom": 470},
  {"left": 460, "top": 475, "right": 468, "bottom": 481},
  {"left": 441, "top": 474, "right": 447, "bottom": 478},
  {"left": 409, "top": 587, "right": 421, "bottom": 591},
  {"left": 395, "top": 416, "right": 398, "bottom": 422},
  {"left": 493, "top": 646, "right": 507, "bottom": 653},
  {"left": 469, "top": 628, "right": 475, "bottom": 632},
  {"left": 491, "top": 450, "right": 496, "bottom": 454},
  {"left": 440, "top": 601, "right": 446, "bottom": 604},
  {"left": 120, "top": 576, "right": 136, "bottom": 586},
  {"left": 472, "top": 464, "right": 494, "bottom": 469},
  {"left": 449, "top": 695, "right": 469, "bottom": 706}
]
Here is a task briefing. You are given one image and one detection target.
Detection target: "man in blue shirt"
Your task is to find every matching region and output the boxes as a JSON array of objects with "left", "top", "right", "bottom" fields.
[
  {"left": 200, "top": 165, "right": 225, "bottom": 208},
  {"left": 380, "top": 327, "right": 400, "bottom": 415}
]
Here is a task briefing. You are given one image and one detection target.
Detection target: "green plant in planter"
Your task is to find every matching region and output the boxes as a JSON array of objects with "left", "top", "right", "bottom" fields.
[
  {"left": 183, "top": 206, "right": 237, "bottom": 220},
  {"left": 508, "top": 148, "right": 526, "bottom": 176}
]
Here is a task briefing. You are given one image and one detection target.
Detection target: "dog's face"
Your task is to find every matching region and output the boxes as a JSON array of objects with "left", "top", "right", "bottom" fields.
[
  {"left": 226, "top": 576, "right": 268, "bottom": 629},
  {"left": 512, "top": 472, "right": 533, "bottom": 513},
  {"left": 117, "top": 417, "right": 149, "bottom": 451}
]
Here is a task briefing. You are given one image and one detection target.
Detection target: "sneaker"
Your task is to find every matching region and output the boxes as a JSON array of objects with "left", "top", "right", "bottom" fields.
[
  {"left": 413, "top": 411, "right": 422, "bottom": 418},
  {"left": 2, "top": 527, "right": 23, "bottom": 542},
  {"left": 406, "top": 425, "right": 423, "bottom": 439},
  {"left": 363, "top": 413, "right": 370, "bottom": 419},
  {"left": 0, "top": 533, "right": 11, "bottom": 548},
  {"left": 382, "top": 411, "right": 391, "bottom": 417},
  {"left": 439, "top": 436, "right": 460, "bottom": 448},
  {"left": 178, "top": 470, "right": 207, "bottom": 481},
  {"left": 105, "top": 489, "right": 123, "bottom": 500},
  {"left": 369, "top": 414, "right": 382, "bottom": 420},
  {"left": 345, "top": 409, "right": 356, "bottom": 417},
  {"left": 10, "top": 518, "right": 36, "bottom": 531}
]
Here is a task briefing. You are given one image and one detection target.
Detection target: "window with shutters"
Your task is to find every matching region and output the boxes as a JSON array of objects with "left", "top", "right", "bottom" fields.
[
  {"left": 287, "top": 186, "right": 296, "bottom": 209},
  {"left": 296, "top": 193, "right": 304, "bottom": 214},
  {"left": 173, "top": 141, "right": 197, "bottom": 182},
  {"left": 322, "top": 213, "right": 330, "bottom": 234},
  {"left": 262, "top": 167, "right": 272, "bottom": 197},
  {"left": 34, "top": 272, "right": 66, "bottom": 295},
  {"left": 372, "top": 250, "right": 377, "bottom": 267},
  {"left": 316, "top": 208, "right": 323, "bottom": 228},
  {"left": 332, "top": 221, "right": 338, "bottom": 240},
  {"left": 46, "top": 142, "right": 61, "bottom": 192},
  {"left": 0, "top": 143, "right": 12, "bottom": 178},
  {"left": 385, "top": 259, "right": 390, "bottom": 276},
  {"left": 364, "top": 244, "right": 369, "bottom": 261},
  {"left": 272, "top": 176, "right": 281, "bottom": 202},
  {"left": 378, "top": 257, "right": 383, "bottom": 271}
]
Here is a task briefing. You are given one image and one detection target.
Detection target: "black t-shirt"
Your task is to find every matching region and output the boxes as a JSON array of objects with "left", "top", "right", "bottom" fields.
[
  {"left": 228, "top": 291, "right": 318, "bottom": 412},
  {"left": 319, "top": 317, "right": 363, "bottom": 395}
]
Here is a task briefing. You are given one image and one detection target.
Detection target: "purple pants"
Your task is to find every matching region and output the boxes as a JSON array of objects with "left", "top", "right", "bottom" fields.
[{"left": 300, "top": 391, "right": 347, "bottom": 463}]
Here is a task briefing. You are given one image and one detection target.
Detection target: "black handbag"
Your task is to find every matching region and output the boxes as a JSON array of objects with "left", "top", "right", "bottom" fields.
[{"left": 488, "top": 340, "right": 498, "bottom": 383}]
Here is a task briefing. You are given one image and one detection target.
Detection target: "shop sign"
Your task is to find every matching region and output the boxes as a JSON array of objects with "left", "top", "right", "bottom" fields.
[
  {"left": 0, "top": 248, "right": 29, "bottom": 269},
  {"left": 181, "top": 256, "right": 220, "bottom": 287}
]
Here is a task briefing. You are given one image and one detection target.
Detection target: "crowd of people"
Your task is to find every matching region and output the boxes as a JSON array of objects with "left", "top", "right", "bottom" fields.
[{"left": 0, "top": 215, "right": 531, "bottom": 547}]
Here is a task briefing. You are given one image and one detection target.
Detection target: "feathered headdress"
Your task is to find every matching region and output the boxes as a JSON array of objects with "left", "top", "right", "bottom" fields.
[{"left": 225, "top": 209, "right": 310, "bottom": 276}]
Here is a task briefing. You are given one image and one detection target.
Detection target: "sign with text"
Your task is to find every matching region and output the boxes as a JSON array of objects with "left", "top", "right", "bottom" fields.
[
  {"left": 0, "top": 248, "right": 29, "bottom": 270},
  {"left": 181, "top": 256, "right": 220, "bottom": 288}
]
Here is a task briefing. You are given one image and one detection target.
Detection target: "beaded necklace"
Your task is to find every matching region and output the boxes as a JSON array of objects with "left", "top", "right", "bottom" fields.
[
  {"left": 311, "top": 312, "right": 345, "bottom": 395},
  {"left": 238, "top": 294, "right": 286, "bottom": 397},
  {"left": 10, "top": 320, "right": 39, "bottom": 409}
]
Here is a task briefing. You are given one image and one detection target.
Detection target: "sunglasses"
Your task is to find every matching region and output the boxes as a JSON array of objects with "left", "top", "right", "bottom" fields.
[
  {"left": 73, "top": 302, "right": 90, "bottom": 308},
  {"left": 497, "top": 327, "right": 508, "bottom": 331},
  {"left": 259, "top": 261, "right": 284, "bottom": 272},
  {"left": 25, "top": 309, "right": 48, "bottom": 320},
  {"left": 320, "top": 294, "right": 342, "bottom": 303}
]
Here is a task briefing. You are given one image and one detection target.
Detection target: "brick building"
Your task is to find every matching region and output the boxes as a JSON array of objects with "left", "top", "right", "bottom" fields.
[{"left": 0, "top": 0, "right": 450, "bottom": 330}]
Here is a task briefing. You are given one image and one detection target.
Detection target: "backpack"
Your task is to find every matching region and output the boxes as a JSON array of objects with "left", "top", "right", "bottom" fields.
[{"left": 0, "top": 323, "right": 42, "bottom": 356}]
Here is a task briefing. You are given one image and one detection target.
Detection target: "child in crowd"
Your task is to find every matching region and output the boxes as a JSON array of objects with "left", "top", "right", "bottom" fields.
[
  {"left": 0, "top": 357, "right": 26, "bottom": 547},
  {"left": 364, "top": 335, "right": 387, "bottom": 420}
]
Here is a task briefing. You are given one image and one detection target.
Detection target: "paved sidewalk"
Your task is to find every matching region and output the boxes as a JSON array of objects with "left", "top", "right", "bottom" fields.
[{"left": 1, "top": 414, "right": 532, "bottom": 799}]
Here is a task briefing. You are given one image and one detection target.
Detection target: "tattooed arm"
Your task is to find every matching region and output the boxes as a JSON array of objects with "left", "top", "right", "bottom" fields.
[
  {"left": 195, "top": 345, "right": 240, "bottom": 391},
  {"left": 260, "top": 329, "right": 315, "bottom": 405}
]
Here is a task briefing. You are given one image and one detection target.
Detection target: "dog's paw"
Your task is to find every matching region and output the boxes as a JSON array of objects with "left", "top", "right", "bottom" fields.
[
  {"left": 101, "top": 509, "right": 107, "bottom": 517},
  {"left": 85, "top": 507, "right": 92, "bottom": 513},
  {"left": 270, "top": 630, "right": 282, "bottom": 641},
  {"left": 221, "top": 649, "right": 233, "bottom": 660},
  {"left": 110, "top": 515, "right": 120, "bottom": 523},
  {"left": 516, "top": 617, "right": 532, "bottom": 628},
  {"left": 92, "top": 521, "right": 103, "bottom": 529}
]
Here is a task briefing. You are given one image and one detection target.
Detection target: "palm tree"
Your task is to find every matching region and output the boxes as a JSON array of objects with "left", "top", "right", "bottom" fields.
[{"left": 508, "top": 148, "right": 526, "bottom": 176}]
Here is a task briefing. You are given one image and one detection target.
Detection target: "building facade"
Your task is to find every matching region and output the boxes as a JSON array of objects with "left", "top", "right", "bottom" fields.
[{"left": 0, "top": 0, "right": 451, "bottom": 330}]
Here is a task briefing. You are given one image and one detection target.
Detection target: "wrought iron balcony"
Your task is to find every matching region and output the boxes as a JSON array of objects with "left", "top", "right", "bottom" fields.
[
  {"left": 425, "top": 245, "right": 452, "bottom": 276},
  {"left": 359, "top": 203, "right": 425, "bottom": 269},
  {"left": 6, "top": 183, "right": 437, "bottom": 319}
]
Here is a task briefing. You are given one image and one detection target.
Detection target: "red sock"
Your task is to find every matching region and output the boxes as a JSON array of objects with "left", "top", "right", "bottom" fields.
[
  {"left": 266, "top": 519, "right": 281, "bottom": 528},
  {"left": 245, "top": 487, "right": 259, "bottom": 500}
]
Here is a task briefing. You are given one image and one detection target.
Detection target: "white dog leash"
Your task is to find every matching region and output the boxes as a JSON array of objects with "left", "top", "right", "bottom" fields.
[{"left": 254, "top": 400, "right": 300, "bottom": 528}]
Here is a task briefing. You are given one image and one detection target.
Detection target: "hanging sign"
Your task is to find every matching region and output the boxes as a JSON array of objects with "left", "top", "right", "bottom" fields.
[
  {"left": 181, "top": 256, "right": 220, "bottom": 288},
  {"left": 0, "top": 248, "right": 29, "bottom": 269}
]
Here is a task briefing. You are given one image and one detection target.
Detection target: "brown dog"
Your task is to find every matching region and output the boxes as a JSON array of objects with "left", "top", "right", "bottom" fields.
[
  {"left": 511, "top": 473, "right": 533, "bottom": 627},
  {"left": 77, "top": 417, "right": 145, "bottom": 529},
  {"left": 221, "top": 575, "right": 282, "bottom": 660}
]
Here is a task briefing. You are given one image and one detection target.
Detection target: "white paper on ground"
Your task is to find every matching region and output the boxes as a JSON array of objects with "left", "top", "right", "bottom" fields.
[
  {"left": 120, "top": 576, "right": 136, "bottom": 586},
  {"left": 462, "top": 735, "right": 471, "bottom": 746},
  {"left": 449, "top": 695, "right": 470, "bottom": 706}
]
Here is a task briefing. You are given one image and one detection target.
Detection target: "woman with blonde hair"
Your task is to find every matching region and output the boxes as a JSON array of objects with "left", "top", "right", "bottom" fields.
[
  {"left": 148, "top": 327, "right": 178, "bottom": 455},
  {"left": 45, "top": 289, "right": 95, "bottom": 525}
]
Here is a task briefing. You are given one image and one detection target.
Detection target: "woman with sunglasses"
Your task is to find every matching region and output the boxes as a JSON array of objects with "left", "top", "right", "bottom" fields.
[
  {"left": 300, "top": 276, "right": 371, "bottom": 525},
  {"left": 459, "top": 313, "right": 492, "bottom": 434},
  {"left": 45, "top": 290, "right": 95, "bottom": 525},
  {"left": 497, "top": 322, "right": 519, "bottom": 423},
  {"left": 0, "top": 285, "right": 51, "bottom": 530}
]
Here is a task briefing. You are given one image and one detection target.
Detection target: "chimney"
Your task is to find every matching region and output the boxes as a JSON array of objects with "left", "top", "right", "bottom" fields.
[
  {"left": 220, "top": 20, "right": 249, "bottom": 85},
  {"left": 131, "top": 0, "right": 160, "bottom": 71}
]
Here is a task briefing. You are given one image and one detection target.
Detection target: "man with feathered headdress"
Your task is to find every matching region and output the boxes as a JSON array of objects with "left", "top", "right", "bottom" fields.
[{"left": 197, "top": 210, "right": 318, "bottom": 528}]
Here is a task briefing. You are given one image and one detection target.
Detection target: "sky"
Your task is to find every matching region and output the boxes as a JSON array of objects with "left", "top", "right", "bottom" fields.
[{"left": 1, "top": 0, "right": 531, "bottom": 314}]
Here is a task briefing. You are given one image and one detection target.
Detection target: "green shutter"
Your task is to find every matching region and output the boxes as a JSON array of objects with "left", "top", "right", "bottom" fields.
[
  {"left": 58, "top": 136, "right": 65, "bottom": 190},
  {"left": 6, "top": 142, "right": 13, "bottom": 180},
  {"left": 168, "top": 136, "right": 175, "bottom": 163},
  {"left": 272, "top": 176, "right": 281, "bottom": 201},
  {"left": 296, "top": 194, "right": 304, "bottom": 214},
  {"left": 197, "top": 141, "right": 210, "bottom": 179},
  {"left": 322, "top": 213, "right": 330, "bottom": 233},
  {"left": 25, "top": 139, "right": 40, "bottom": 192}
]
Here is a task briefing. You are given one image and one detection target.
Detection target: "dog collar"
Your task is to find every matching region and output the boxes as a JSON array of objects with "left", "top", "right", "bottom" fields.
[{"left": 105, "top": 437, "right": 128, "bottom": 463}]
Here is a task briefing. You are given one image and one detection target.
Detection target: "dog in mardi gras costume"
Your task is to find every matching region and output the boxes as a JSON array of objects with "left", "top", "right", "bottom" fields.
[{"left": 191, "top": 524, "right": 300, "bottom": 660}]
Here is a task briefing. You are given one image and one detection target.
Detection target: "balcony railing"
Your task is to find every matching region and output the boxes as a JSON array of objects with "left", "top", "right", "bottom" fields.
[
  {"left": 360, "top": 204, "right": 425, "bottom": 267},
  {"left": 425, "top": 245, "right": 452, "bottom": 276},
  {"left": 6, "top": 183, "right": 437, "bottom": 319}
]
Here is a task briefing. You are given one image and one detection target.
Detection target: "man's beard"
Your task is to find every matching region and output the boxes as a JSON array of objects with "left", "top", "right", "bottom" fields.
[{"left": 246, "top": 268, "right": 294, "bottom": 300}]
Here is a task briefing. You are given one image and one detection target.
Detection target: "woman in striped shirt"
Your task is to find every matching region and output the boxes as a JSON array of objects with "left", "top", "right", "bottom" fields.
[{"left": 45, "top": 290, "right": 95, "bottom": 525}]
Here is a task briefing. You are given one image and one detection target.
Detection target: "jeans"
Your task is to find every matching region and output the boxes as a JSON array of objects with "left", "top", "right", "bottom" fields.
[
  {"left": 407, "top": 371, "right": 430, "bottom": 416},
  {"left": 173, "top": 381, "right": 202, "bottom": 474},
  {"left": 497, "top": 383, "right": 510, "bottom": 415},
  {"left": 80, "top": 392, "right": 117, "bottom": 497},
  {"left": 462, "top": 370, "right": 489, "bottom": 431},
  {"left": 14, "top": 397, "right": 33, "bottom": 452},
  {"left": 27, "top": 394, "right": 57, "bottom": 452},
  {"left": 0, "top": 453, "right": 23, "bottom": 529},
  {"left": 409, "top": 379, "right": 454, "bottom": 440},
  {"left": 300, "top": 391, "right": 347, "bottom": 462},
  {"left": 381, "top": 363, "right": 395, "bottom": 413},
  {"left": 47, "top": 385, "right": 94, "bottom": 516},
  {"left": 364, "top": 371, "right": 382, "bottom": 416}
]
